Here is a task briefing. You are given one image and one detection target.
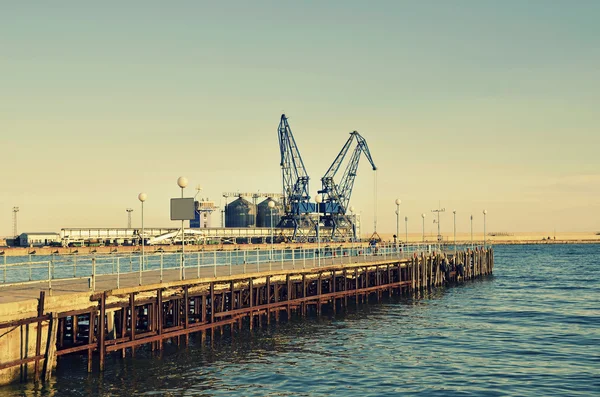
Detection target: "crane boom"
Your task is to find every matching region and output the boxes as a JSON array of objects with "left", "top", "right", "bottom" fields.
[
  {"left": 278, "top": 114, "right": 311, "bottom": 215},
  {"left": 276, "top": 114, "right": 315, "bottom": 241},
  {"left": 320, "top": 131, "right": 376, "bottom": 214}
]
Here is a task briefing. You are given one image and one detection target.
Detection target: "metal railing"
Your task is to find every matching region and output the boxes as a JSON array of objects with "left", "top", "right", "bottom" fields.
[{"left": 0, "top": 242, "right": 482, "bottom": 291}]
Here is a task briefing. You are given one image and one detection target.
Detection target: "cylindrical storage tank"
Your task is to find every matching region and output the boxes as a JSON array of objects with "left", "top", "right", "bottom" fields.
[
  {"left": 257, "top": 198, "right": 283, "bottom": 227},
  {"left": 225, "top": 197, "right": 256, "bottom": 227}
]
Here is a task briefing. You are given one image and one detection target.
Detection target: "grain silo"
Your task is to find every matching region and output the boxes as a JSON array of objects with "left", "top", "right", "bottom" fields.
[
  {"left": 225, "top": 197, "right": 257, "bottom": 227},
  {"left": 256, "top": 198, "right": 283, "bottom": 227}
]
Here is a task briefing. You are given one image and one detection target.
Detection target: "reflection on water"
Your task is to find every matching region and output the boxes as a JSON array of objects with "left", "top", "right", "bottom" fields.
[{"left": 2, "top": 245, "right": 599, "bottom": 396}]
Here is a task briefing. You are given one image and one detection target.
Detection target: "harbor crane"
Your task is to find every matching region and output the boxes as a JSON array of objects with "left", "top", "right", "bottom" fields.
[
  {"left": 318, "top": 131, "right": 376, "bottom": 240},
  {"left": 276, "top": 114, "right": 315, "bottom": 240}
]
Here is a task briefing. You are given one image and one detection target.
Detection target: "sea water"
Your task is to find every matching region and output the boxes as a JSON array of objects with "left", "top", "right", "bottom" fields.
[{"left": 3, "top": 244, "right": 599, "bottom": 396}]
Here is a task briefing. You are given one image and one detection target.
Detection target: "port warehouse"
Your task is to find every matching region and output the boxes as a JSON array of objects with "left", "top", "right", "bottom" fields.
[{"left": 57, "top": 222, "right": 360, "bottom": 247}]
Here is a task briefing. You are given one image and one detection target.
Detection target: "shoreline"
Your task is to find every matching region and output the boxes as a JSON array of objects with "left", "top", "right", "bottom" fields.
[{"left": 0, "top": 239, "right": 598, "bottom": 257}]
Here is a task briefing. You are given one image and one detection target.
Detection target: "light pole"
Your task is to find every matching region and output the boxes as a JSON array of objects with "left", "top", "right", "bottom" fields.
[
  {"left": 315, "top": 194, "right": 323, "bottom": 267},
  {"left": 405, "top": 216, "right": 408, "bottom": 246},
  {"left": 453, "top": 209, "right": 456, "bottom": 252},
  {"left": 177, "top": 176, "right": 188, "bottom": 280},
  {"left": 470, "top": 214, "right": 474, "bottom": 250},
  {"left": 483, "top": 209, "right": 487, "bottom": 249},
  {"left": 268, "top": 200, "right": 275, "bottom": 261},
  {"left": 138, "top": 193, "right": 147, "bottom": 285},
  {"left": 349, "top": 206, "right": 355, "bottom": 257},
  {"left": 395, "top": 198, "right": 401, "bottom": 252},
  {"left": 421, "top": 213, "right": 426, "bottom": 243},
  {"left": 431, "top": 205, "right": 445, "bottom": 243}
]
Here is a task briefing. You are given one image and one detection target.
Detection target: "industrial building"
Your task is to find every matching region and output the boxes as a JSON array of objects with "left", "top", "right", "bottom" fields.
[
  {"left": 190, "top": 199, "right": 217, "bottom": 229},
  {"left": 18, "top": 232, "right": 61, "bottom": 247}
]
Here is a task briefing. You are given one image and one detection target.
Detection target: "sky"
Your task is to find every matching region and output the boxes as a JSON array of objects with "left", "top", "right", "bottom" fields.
[{"left": 1, "top": 1, "right": 599, "bottom": 237}]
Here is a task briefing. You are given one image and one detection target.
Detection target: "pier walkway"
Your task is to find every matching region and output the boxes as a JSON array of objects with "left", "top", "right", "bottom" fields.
[
  {"left": 0, "top": 254, "right": 398, "bottom": 304},
  {"left": 0, "top": 243, "right": 432, "bottom": 303}
]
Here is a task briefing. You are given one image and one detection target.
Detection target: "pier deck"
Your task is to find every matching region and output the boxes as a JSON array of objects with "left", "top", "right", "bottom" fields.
[{"left": 0, "top": 255, "right": 390, "bottom": 304}]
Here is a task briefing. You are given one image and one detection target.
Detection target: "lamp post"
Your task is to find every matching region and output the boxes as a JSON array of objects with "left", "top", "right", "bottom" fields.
[
  {"left": 395, "top": 198, "right": 401, "bottom": 253},
  {"left": 177, "top": 176, "right": 188, "bottom": 280},
  {"left": 453, "top": 209, "right": 456, "bottom": 252},
  {"left": 483, "top": 209, "right": 487, "bottom": 249},
  {"left": 315, "top": 194, "right": 323, "bottom": 267},
  {"left": 405, "top": 216, "right": 408, "bottom": 246},
  {"left": 138, "top": 192, "right": 147, "bottom": 286},
  {"left": 470, "top": 214, "right": 474, "bottom": 250},
  {"left": 431, "top": 205, "right": 445, "bottom": 243},
  {"left": 349, "top": 206, "right": 355, "bottom": 257},
  {"left": 421, "top": 213, "right": 426, "bottom": 243},
  {"left": 268, "top": 200, "right": 275, "bottom": 261}
]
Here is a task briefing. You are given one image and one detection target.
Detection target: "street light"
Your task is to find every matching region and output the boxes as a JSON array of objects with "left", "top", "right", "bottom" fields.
[
  {"left": 315, "top": 194, "right": 323, "bottom": 267},
  {"left": 470, "top": 214, "right": 474, "bottom": 250},
  {"left": 453, "top": 210, "right": 457, "bottom": 252},
  {"left": 268, "top": 200, "right": 275, "bottom": 261},
  {"left": 431, "top": 205, "right": 446, "bottom": 243},
  {"left": 421, "top": 213, "right": 426, "bottom": 242},
  {"left": 138, "top": 192, "right": 147, "bottom": 286},
  {"left": 483, "top": 209, "right": 488, "bottom": 249},
  {"left": 177, "top": 176, "right": 188, "bottom": 280},
  {"left": 349, "top": 206, "right": 355, "bottom": 258},
  {"left": 404, "top": 216, "right": 408, "bottom": 246},
  {"left": 395, "top": 198, "right": 401, "bottom": 253}
]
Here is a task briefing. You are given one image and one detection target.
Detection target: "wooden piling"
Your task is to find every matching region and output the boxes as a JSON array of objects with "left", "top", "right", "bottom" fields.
[
  {"left": 98, "top": 292, "right": 106, "bottom": 371},
  {"left": 42, "top": 313, "right": 58, "bottom": 382},
  {"left": 34, "top": 291, "right": 45, "bottom": 382}
]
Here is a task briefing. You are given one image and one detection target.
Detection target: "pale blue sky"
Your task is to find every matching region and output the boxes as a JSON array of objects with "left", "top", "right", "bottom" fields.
[{"left": 1, "top": 1, "right": 599, "bottom": 235}]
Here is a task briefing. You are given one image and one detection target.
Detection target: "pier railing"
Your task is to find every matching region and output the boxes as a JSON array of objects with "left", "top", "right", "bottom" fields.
[{"left": 0, "top": 242, "right": 485, "bottom": 290}]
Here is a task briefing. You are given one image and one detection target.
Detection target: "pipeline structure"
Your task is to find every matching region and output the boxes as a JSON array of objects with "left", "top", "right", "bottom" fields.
[{"left": 0, "top": 248, "right": 493, "bottom": 385}]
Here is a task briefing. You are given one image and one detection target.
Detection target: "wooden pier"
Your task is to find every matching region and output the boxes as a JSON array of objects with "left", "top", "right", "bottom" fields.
[{"left": 0, "top": 247, "right": 493, "bottom": 385}]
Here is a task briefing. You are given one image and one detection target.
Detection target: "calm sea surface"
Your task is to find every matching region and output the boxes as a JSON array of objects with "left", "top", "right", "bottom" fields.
[{"left": 3, "top": 244, "right": 599, "bottom": 396}]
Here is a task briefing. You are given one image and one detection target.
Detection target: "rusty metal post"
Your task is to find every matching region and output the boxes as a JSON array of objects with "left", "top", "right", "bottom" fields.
[
  {"left": 91, "top": 258, "right": 96, "bottom": 292},
  {"left": 156, "top": 288, "right": 163, "bottom": 350},
  {"left": 99, "top": 292, "right": 106, "bottom": 371},
  {"left": 210, "top": 282, "right": 215, "bottom": 324},
  {"left": 266, "top": 276, "right": 271, "bottom": 324},
  {"left": 130, "top": 293, "right": 136, "bottom": 357},
  {"left": 184, "top": 286, "right": 189, "bottom": 345},
  {"left": 34, "top": 291, "right": 45, "bottom": 381},
  {"left": 88, "top": 310, "right": 95, "bottom": 372}
]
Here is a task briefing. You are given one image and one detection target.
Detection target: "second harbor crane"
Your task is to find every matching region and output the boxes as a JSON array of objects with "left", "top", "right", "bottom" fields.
[{"left": 318, "top": 131, "right": 376, "bottom": 241}]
